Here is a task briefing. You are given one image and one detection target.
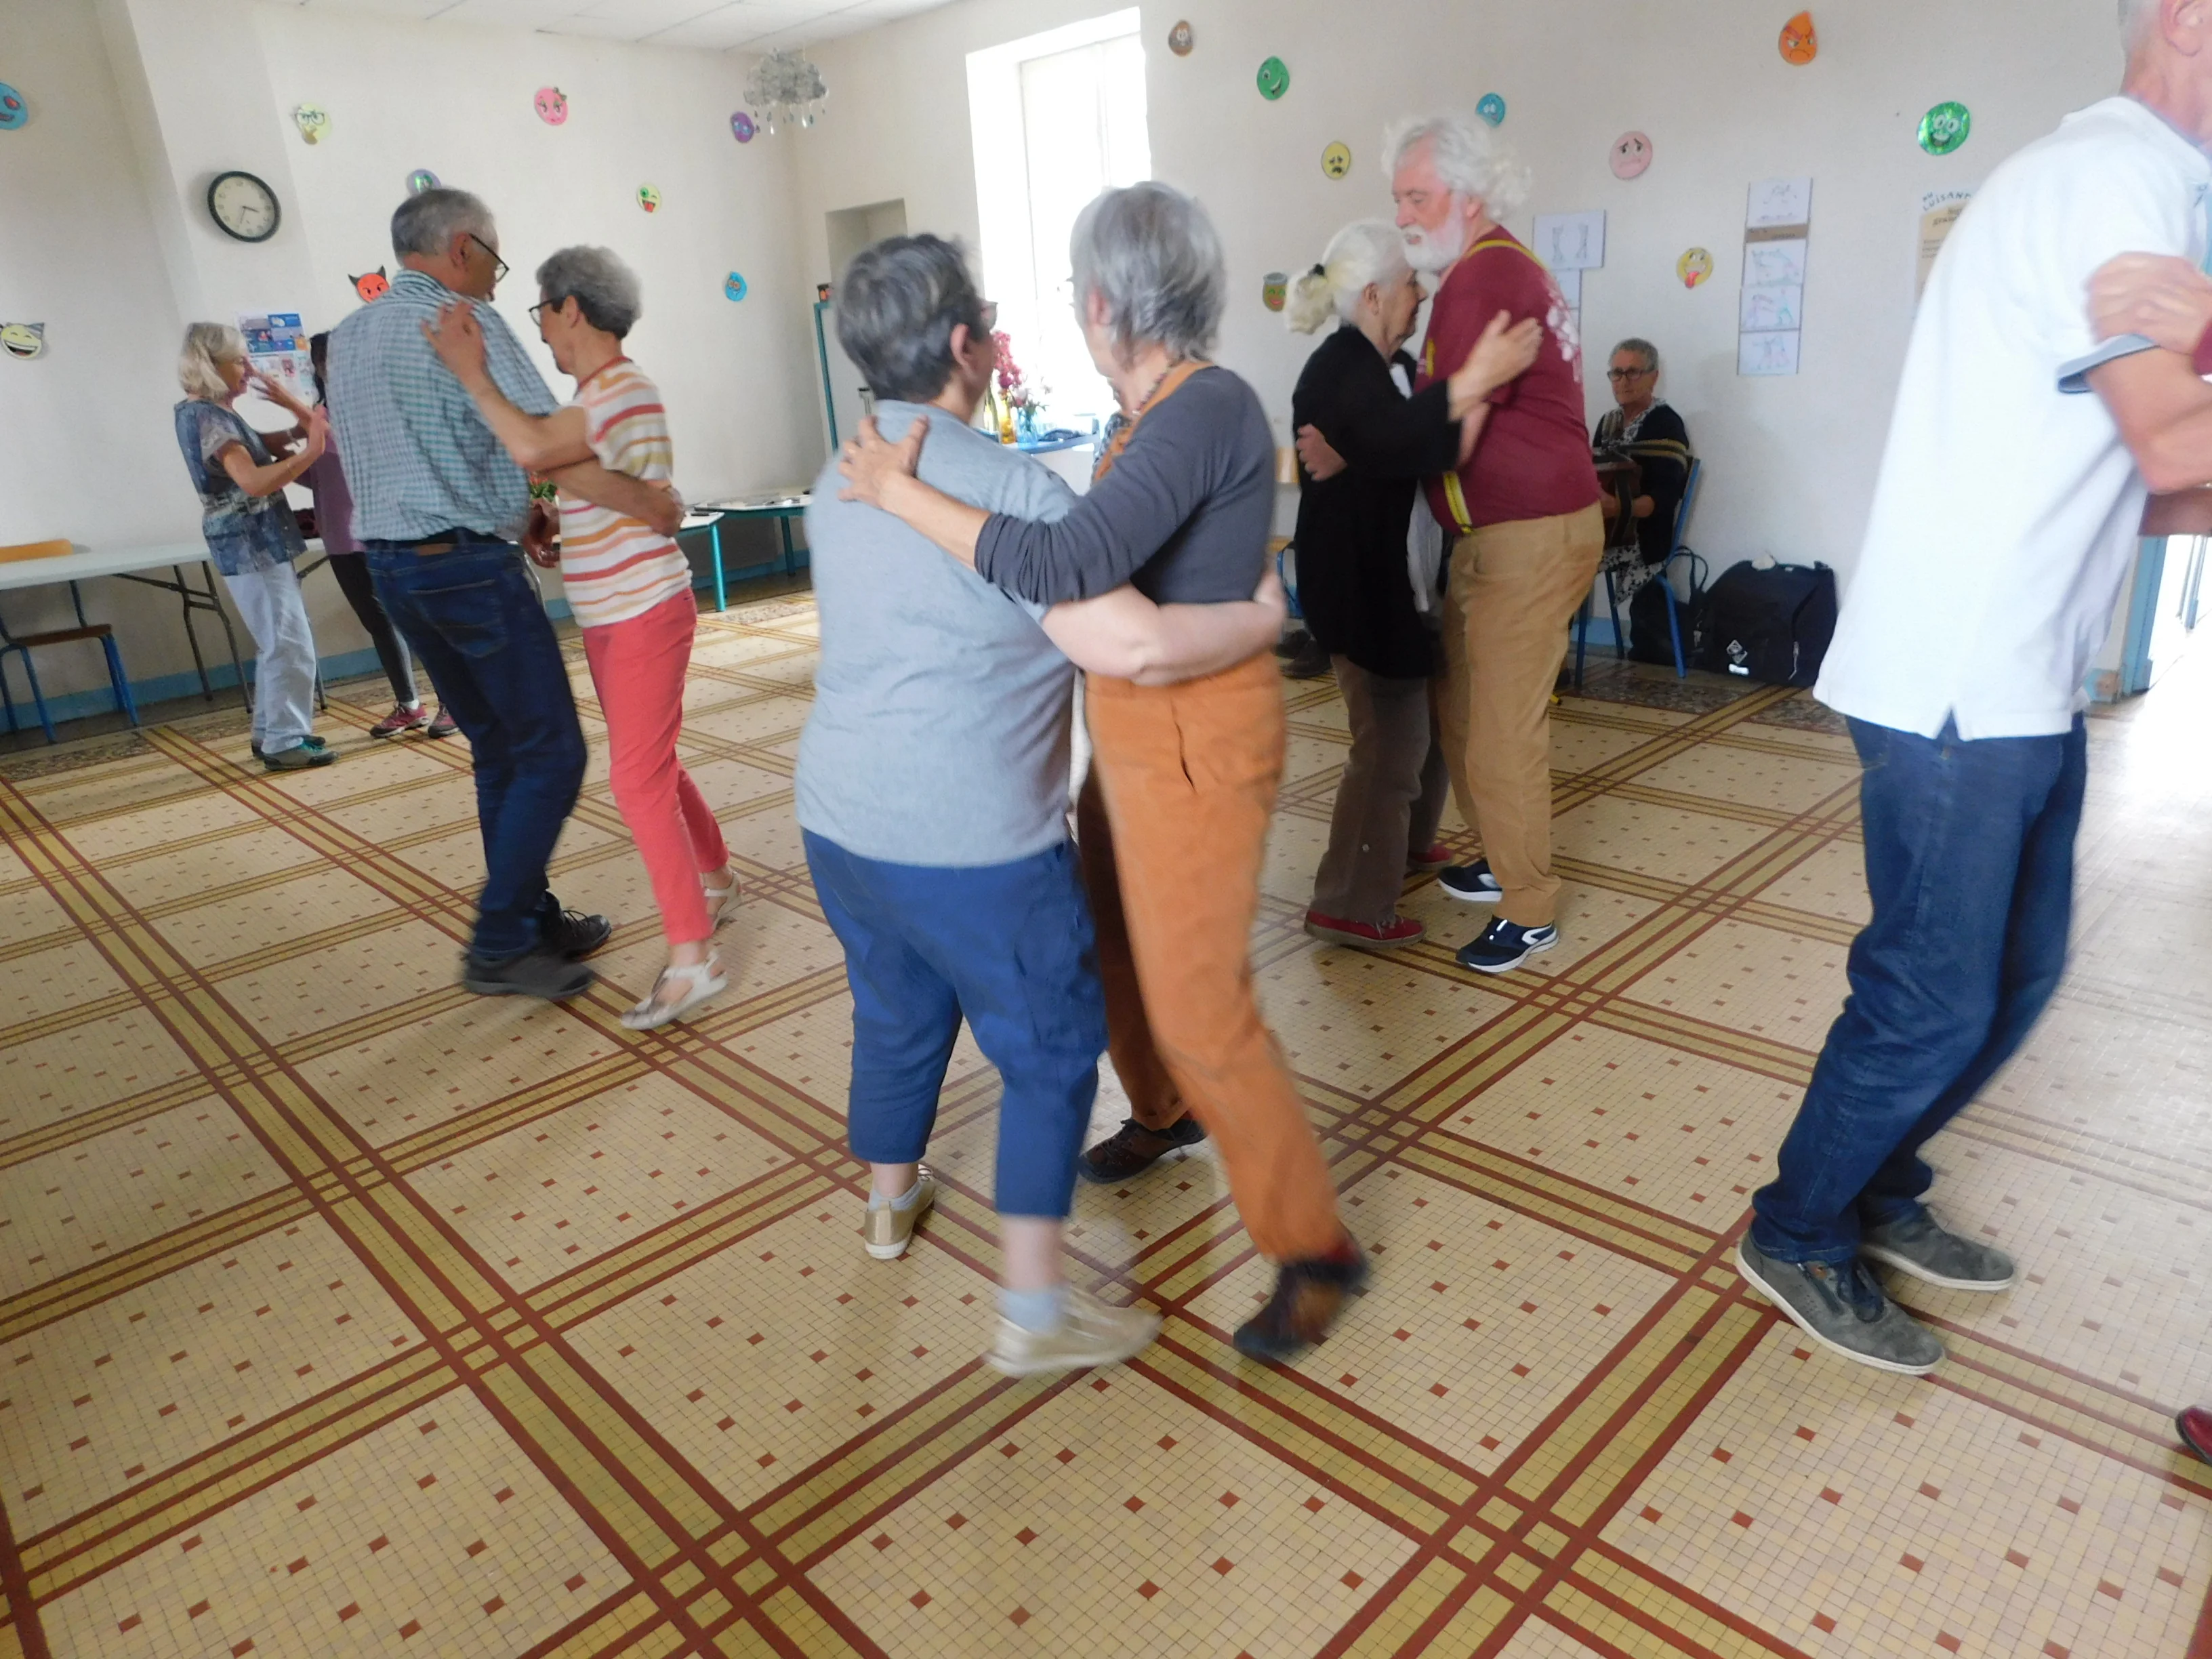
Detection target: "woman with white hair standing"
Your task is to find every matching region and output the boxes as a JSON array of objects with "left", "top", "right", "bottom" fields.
[
  {"left": 423, "top": 246, "right": 738, "bottom": 1031},
  {"left": 1287, "top": 220, "right": 1541, "bottom": 951},
  {"left": 171, "top": 323, "right": 335, "bottom": 771}
]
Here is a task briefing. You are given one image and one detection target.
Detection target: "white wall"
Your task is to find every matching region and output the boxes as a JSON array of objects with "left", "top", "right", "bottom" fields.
[
  {"left": 1, "top": 0, "right": 821, "bottom": 708},
  {"left": 791, "top": 0, "right": 2130, "bottom": 583}
]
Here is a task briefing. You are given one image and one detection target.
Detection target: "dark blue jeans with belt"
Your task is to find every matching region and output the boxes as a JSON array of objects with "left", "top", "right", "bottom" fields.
[
  {"left": 363, "top": 532, "right": 586, "bottom": 962},
  {"left": 1748, "top": 714, "right": 2088, "bottom": 1266}
]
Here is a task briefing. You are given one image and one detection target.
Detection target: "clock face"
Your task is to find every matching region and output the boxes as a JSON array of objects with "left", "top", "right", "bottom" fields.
[{"left": 208, "top": 171, "right": 280, "bottom": 243}]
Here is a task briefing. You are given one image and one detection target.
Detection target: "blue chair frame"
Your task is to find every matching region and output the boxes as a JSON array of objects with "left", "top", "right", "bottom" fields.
[
  {"left": 1575, "top": 457, "right": 1704, "bottom": 685},
  {"left": 0, "top": 579, "right": 142, "bottom": 745}
]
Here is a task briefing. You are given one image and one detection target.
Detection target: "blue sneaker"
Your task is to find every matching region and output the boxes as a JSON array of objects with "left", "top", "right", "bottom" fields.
[
  {"left": 1455, "top": 916, "right": 1557, "bottom": 975},
  {"left": 1437, "top": 859, "right": 1504, "bottom": 903}
]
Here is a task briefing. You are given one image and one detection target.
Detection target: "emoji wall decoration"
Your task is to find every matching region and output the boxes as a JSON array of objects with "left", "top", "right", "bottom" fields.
[
  {"left": 1261, "top": 272, "right": 1288, "bottom": 312},
  {"left": 731, "top": 110, "right": 756, "bottom": 143},
  {"left": 1167, "top": 20, "right": 1193, "bottom": 56},
  {"left": 0, "top": 83, "right": 24, "bottom": 131},
  {"left": 725, "top": 272, "right": 748, "bottom": 302},
  {"left": 637, "top": 183, "right": 661, "bottom": 213},
  {"left": 1256, "top": 57, "right": 1289, "bottom": 100},
  {"left": 407, "top": 168, "right": 440, "bottom": 195},
  {"left": 1, "top": 323, "right": 45, "bottom": 360},
  {"left": 1610, "top": 132, "right": 1652, "bottom": 180},
  {"left": 1321, "top": 142, "right": 1351, "bottom": 180},
  {"left": 1919, "top": 101, "right": 1971, "bottom": 156},
  {"left": 535, "top": 86, "right": 568, "bottom": 125},
  {"left": 351, "top": 267, "right": 390, "bottom": 302},
  {"left": 1778, "top": 11, "right": 1818, "bottom": 64},
  {"left": 292, "top": 103, "right": 329, "bottom": 144},
  {"left": 1476, "top": 92, "right": 1506, "bottom": 127},
  {"left": 1676, "top": 248, "right": 1713, "bottom": 289}
]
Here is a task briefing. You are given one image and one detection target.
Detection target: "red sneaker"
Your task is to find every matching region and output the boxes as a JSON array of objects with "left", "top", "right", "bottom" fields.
[
  {"left": 1408, "top": 843, "right": 1452, "bottom": 874},
  {"left": 1303, "top": 910, "right": 1425, "bottom": 950},
  {"left": 368, "top": 703, "right": 430, "bottom": 739},
  {"left": 2179, "top": 1406, "right": 2212, "bottom": 1464},
  {"left": 426, "top": 706, "right": 459, "bottom": 739}
]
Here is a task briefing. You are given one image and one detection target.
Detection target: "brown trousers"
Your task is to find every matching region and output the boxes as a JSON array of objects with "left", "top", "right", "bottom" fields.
[
  {"left": 1075, "top": 653, "right": 1345, "bottom": 1264},
  {"left": 1437, "top": 504, "right": 1605, "bottom": 928},
  {"left": 1309, "top": 659, "right": 1450, "bottom": 926}
]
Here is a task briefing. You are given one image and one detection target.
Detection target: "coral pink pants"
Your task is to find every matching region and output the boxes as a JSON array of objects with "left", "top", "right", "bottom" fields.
[{"left": 581, "top": 591, "right": 729, "bottom": 948}]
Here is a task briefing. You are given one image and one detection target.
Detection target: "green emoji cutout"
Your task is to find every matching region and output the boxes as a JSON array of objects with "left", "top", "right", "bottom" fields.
[{"left": 1256, "top": 57, "right": 1289, "bottom": 100}]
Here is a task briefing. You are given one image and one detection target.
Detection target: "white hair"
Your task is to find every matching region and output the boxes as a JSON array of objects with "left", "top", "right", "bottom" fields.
[
  {"left": 1287, "top": 220, "right": 1409, "bottom": 335},
  {"left": 1069, "top": 181, "right": 1227, "bottom": 360},
  {"left": 537, "top": 245, "right": 643, "bottom": 339},
  {"left": 177, "top": 321, "right": 245, "bottom": 400},
  {"left": 1383, "top": 113, "right": 1532, "bottom": 222}
]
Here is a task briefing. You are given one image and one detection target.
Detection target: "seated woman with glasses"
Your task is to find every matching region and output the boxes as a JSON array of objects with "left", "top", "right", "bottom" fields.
[{"left": 1591, "top": 338, "right": 1692, "bottom": 588}]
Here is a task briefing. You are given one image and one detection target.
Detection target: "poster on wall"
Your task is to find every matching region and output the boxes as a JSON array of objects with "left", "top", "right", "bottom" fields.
[
  {"left": 1740, "top": 178, "right": 1811, "bottom": 376},
  {"left": 238, "top": 310, "right": 312, "bottom": 402},
  {"left": 1917, "top": 188, "right": 1973, "bottom": 302},
  {"left": 1532, "top": 210, "right": 1606, "bottom": 272}
]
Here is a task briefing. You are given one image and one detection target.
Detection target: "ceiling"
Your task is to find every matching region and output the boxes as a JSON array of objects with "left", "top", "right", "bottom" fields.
[{"left": 291, "top": 0, "right": 952, "bottom": 54}]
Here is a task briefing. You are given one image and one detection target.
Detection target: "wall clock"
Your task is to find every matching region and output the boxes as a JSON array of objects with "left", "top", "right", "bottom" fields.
[{"left": 207, "top": 170, "right": 281, "bottom": 243}]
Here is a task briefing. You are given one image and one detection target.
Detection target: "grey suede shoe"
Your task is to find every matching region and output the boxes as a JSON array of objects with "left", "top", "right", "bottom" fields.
[
  {"left": 1736, "top": 1236, "right": 1944, "bottom": 1376},
  {"left": 1860, "top": 1212, "right": 2016, "bottom": 1292}
]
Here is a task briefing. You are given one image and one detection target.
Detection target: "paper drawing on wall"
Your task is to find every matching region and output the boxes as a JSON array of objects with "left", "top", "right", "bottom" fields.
[
  {"left": 725, "top": 272, "right": 747, "bottom": 302},
  {"left": 1322, "top": 142, "right": 1352, "bottom": 180},
  {"left": 1532, "top": 211, "right": 1605, "bottom": 272},
  {"left": 1262, "top": 272, "right": 1288, "bottom": 312},
  {"left": 1, "top": 324, "right": 45, "bottom": 360},
  {"left": 1740, "top": 284, "right": 1803, "bottom": 331},
  {"left": 1746, "top": 177, "right": 1811, "bottom": 230},
  {"left": 1256, "top": 57, "right": 1289, "bottom": 100},
  {"left": 731, "top": 110, "right": 756, "bottom": 143},
  {"left": 638, "top": 184, "right": 661, "bottom": 213},
  {"left": 1167, "top": 20, "right": 1193, "bottom": 56},
  {"left": 1778, "top": 11, "right": 1818, "bottom": 64},
  {"left": 351, "top": 267, "right": 390, "bottom": 303},
  {"left": 407, "top": 168, "right": 440, "bottom": 195},
  {"left": 0, "top": 83, "right": 24, "bottom": 131},
  {"left": 1919, "top": 101, "right": 1971, "bottom": 156},
  {"left": 1677, "top": 247, "right": 1713, "bottom": 288},
  {"left": 535, "top": 87, "right": 568, "bottom": 125},
  {"left": 1742, "top": 239, "right": 1808, "bottom": 289},
  {"left": 1476, "top": 93, "right": 1506, "bottom": 127},
  {"left": 1610, "top": 132, "right": 1652, "bottom": 180},
  {"left": 293, "top": 103, "right": 329, "bottom": 144},
  {"left": 1739, "top": 331, "right": 1800, "bottom": 375}
]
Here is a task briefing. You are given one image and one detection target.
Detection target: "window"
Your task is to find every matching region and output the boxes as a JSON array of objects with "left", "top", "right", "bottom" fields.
[{"left": 968, "top": 10, "right": 1149, "bottom": 428}]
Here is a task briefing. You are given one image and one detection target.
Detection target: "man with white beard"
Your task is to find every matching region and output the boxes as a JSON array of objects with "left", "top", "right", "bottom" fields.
[{"left": 1390, "top": 115, "right": 1605, "bottom": 974}]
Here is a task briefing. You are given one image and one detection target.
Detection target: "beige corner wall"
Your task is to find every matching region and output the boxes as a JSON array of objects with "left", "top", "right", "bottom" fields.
[
  {"left": 788, "top": 0, "right": 2127, "bottom": 582},
  {"left": 0, "top": 0, "right": 818, "bottom": 708}
]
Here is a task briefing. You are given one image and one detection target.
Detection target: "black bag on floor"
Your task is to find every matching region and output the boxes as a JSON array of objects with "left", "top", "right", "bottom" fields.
[
  {"left": 1626, "top": 551, "right": 1708, "bottom": 666},
  {"left": 1696, "top": 560, "right": 1837, "bottom": 687}
]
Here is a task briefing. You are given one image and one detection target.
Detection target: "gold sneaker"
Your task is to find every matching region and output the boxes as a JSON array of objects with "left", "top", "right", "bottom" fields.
[
  {"left": 863, "top": 1169, "right": 936, "bottom": 1261},
  {"left": 987, "top": 1286, "right": 1162, "bottom": 1376}
]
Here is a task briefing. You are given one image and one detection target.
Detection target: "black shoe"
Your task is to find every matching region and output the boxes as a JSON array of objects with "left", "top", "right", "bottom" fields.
[
  {"left": 541, "top": 907, "right": 613, "bottom": 959},
  {"left": 1077, "top": 1116, "right": 1208, "bottom": 1185},
  {"left": 1455, "top": 916, "right": 1559, "bottom": 975},
  {"left": 1272, "top": 628, "right": 1313, "bottom": 660},
  {"left": 1233, "top": 1246, "right": 1370, "bottom": 1362},
  {"left": 1437, "top": 859, "right": 1504, "bottom": 903},
  {"left": 1281, "top": 639, "right": 1332, "bottom": 680},
  {"left": 462, "top": 946, "right": 595, "bottom": 1000}
]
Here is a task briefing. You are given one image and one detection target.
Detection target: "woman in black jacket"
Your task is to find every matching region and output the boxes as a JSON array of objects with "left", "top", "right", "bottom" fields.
[{"left": 1288, "top": 220, "right": 1539, "bottom": 948}]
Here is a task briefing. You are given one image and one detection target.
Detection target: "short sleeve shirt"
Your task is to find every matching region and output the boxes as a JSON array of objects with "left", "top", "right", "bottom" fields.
[
  {"left": 1416, "top": 232, "right": 1601, "bottom": 532},
  {"left": 1816, "top": 97, "right": 2212, "bottom": 740},
  {"left": 172, "top": 399, "right": 306, "bottom": 575},
  {"left": 798, "top": 403, "right": 1081, "bottom": 867},
  {"left": 555, "top": 359, "right": 693, "bottom": 628}
]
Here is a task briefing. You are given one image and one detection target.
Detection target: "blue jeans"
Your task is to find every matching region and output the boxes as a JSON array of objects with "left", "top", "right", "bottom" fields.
[
  {"left": 218, "top": 558, "right": 318, "bottom": 752},
  {"left": 1749, "top": 715, "right": 2087, "bottom": 1265},
  {"left": 805, "top": 831, "right": 1107, "bottom": 1220},
  {"left": 364, "top": 534, "right": 586, "bottom": 960}
]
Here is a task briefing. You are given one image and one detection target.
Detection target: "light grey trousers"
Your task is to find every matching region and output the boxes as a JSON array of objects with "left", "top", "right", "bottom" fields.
[
  {"left": 1309, "top": 657, "right": 1450, "bottom": 926},
  {"left": 221, "top": 558, "right": 319, "bottom": 751}
]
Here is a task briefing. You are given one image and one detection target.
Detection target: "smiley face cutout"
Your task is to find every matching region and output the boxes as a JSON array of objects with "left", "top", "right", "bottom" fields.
[
  {"left": 535, "top": 86, "right": 568, "bottom": 125},
  {"left": 1778, "top": 11, "right": 1818, "bottom": 64},
  {"left": 1256, "top": 57, "right": 1289, "bottom": 100},
  {"left": 1610, "top": 132, "right": 1652, "bottom": 180},
  {"left": 1322, "top": 142, "right": 1352, "bottom": 180}
]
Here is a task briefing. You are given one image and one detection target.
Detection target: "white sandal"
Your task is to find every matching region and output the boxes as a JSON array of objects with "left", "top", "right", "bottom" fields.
[
  {"left": 702, "top": 873, "right": 741, "bottom": 928},
  {"left": 621, "top": 956, "right": 727, "bottom": 1030}
]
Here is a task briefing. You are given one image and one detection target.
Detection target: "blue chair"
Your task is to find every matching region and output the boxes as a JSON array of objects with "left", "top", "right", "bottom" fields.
[
  {"left": 0, "top": 539, "right": 142, "bottom": 744},
  {"left": 1575, "top": 457, "right": 1704, "bottom": 685}
]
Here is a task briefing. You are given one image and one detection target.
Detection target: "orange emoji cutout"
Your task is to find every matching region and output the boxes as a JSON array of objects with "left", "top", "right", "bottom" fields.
[{"left": 1778, "top": 11, "right": 1817, "bottom": 64}]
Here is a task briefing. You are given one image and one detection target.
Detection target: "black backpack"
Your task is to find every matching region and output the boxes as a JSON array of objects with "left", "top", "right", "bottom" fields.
[{"left": 1696, "top": 561, "right": 1837, "bottom": 687}]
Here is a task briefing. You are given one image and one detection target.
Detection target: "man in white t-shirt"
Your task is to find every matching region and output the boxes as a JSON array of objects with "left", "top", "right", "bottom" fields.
[{"left": 1738, "top": 0, "right": 2212, "bottom": 1376}]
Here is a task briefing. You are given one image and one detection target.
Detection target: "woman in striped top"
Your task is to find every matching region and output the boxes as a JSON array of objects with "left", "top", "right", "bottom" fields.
[{"left": 423, "top": 246, "right": 736, "bottom": 1031}]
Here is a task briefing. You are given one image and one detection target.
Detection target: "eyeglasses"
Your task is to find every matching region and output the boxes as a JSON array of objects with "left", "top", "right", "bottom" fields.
[
  {"left": 468, "top": 232, "right": 510, "bottom": 285},
  {"left": 527, "top": 302, "right": 548, "bottom": 327},
  {"left": 1605, "top": 366, "right": 1654, "bottom": 382}
]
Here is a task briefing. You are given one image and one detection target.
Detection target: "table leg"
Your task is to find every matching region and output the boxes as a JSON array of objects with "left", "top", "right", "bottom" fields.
[
  {"left": 199, "top": 564, "right": 252, "bottom": 712},
  {"left": 173, "top": 565, "right": 215, "bottom": 700},
  {"left": 778, "top": 515, "right": 795, "bottom": 577},
  {"left": 711, "top": 520, "right": 727, "bottom": 612}
]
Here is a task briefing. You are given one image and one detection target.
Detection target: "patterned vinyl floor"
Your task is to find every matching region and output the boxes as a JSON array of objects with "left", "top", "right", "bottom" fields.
[{"left": 0, "top": 594, "right": 2207, "bottom": 1659}]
